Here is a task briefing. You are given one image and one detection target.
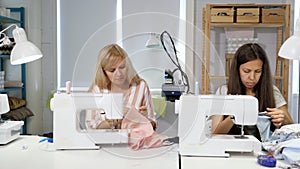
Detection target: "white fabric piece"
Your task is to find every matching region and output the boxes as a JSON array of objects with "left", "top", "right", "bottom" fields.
[{"left": 257, "top": 116, "right": 272, "bottom": 142}]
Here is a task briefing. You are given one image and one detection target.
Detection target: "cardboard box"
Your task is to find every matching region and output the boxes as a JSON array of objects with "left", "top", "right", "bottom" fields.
[
  {"left": 211, "top": 7, "right": 234, "bottom": 23},
  {"left": 236, "top": 8, "right": 259, "bottom": 23},
  {"left": 262, "top": 8, "right": 284, "bottom": 23}
]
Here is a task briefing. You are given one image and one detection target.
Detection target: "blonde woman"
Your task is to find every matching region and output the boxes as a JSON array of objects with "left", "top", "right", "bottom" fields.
[{"left": 87, "top": 44, "right": 157, "bottom": 130}]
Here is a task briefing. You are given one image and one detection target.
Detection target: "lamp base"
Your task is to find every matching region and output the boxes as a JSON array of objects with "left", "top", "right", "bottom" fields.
[{"left": 0, "top": 120, "right": 24, "bottom": 144}]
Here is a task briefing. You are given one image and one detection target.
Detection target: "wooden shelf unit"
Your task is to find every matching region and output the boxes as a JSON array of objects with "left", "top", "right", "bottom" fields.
[{"left": 201, "top": 4, "right": 290, "bottom": 102}]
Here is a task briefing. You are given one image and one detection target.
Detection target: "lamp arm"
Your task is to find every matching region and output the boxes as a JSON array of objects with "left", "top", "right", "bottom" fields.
[
  {"left": 0, "top": 24, "right": 18, "bottom": 35},
  {"left": 0, "top": 24, "right": 18, "bottom": 46},
  {"left": 0, "top": 33, "right": 7, "bottom": 43}
]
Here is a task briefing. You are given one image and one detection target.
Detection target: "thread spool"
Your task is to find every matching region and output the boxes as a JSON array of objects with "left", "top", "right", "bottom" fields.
[
  {"left": 66, "top": 81, "right": 71, "bottom": 94},
  {"left": 195, "top": 81, "right": 199, "bottom": 95}
]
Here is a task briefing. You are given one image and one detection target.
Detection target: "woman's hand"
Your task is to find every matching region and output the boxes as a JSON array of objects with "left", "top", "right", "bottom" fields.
[
  {"left": 266, "top": 107, "right": 285, "bottom": 128},
  {"left": 139, "top": 106, "right": 157, "bottom": 130},
  {"left": 138, "top": 106, "right": 147, "bottom": 113},
  {"left": 97, "top": 119, "right": 122, "bottom": 129},
  {"left": 211, "top": 115, "right": 235, "bottom": 134}
]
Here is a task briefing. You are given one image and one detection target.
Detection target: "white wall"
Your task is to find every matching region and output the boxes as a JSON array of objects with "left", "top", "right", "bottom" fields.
[
  {"left": 121, "top": 0, "right": 180, "bottom": 91},
  {"left": 58, "top": 0, "right": 118, "bottom": 89},
  {"left": 57, "top": 0, "right": 183, "bottom": 91},
  {"left": 41, "top": 0, "right": 56, "bottom": 133}
]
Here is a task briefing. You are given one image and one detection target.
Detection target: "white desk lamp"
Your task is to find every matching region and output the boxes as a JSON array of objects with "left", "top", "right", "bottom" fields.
[
  {"left": 278, "top": 18, "right": 300, "bottom": 123},
  {"left": 0, "top": 24, "right": 43, "bottom": 144},
  {"left": 0, "top": 24, "right": 43, "bottom": 65},
  {"left": 278, "top": 18, "right": 300, "bottom": 60}
]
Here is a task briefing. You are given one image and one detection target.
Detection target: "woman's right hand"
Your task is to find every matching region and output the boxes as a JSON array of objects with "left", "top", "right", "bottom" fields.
[
  {"left": 97, "top": 119, "right": 122, "bottom": 129},
  {"left": 211, "top": 115, "right": 235, "bottom": 134}
]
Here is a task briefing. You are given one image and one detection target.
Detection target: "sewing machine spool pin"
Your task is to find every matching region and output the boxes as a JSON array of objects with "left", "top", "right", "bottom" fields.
[
  {"left": 111, "top": 119, "right": 115, "bottom": 130},
  {"left": 241, "top": 124, "right": 245, "bottom": 137}
]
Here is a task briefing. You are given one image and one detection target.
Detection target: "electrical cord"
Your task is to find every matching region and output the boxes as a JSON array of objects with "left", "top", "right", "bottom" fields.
[{"left": 160, "top": 31, "right": 190, "bottom": 93}]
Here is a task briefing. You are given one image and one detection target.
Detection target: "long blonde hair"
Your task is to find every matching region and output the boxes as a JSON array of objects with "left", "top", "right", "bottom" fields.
[{"left": 89, "top": 44, "right": 142, "bottom": 91}]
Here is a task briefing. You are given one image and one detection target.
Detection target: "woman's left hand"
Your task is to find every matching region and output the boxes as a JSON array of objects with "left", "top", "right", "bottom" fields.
[
  {"left": 138, "top": 106, "right": 157, "bottom": 130},
  {"left": 266, "top": 107, "right": 285, "bottom": 128}
]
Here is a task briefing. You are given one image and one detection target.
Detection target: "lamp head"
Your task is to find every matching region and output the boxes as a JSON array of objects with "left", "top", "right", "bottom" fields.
[
  {"left": 278, "top": 18, "right": 300, "bottom": 60},
  {"left": 145, "top": 33, "right": 161, "bottom": 48},
  {"left": 10, "top": 27, "right": 43, "bottom": 65}
]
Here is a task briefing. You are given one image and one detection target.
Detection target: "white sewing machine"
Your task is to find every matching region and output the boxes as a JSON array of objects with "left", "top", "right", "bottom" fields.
[
  {"left": 177, "top": 94, "right": 261, "bottom": 157},
  {"left": 0, "top": 94, "right": 24, "bottom": 144},
  {"left": 50, "top": 92, "right": 129, "bottom": 150}
]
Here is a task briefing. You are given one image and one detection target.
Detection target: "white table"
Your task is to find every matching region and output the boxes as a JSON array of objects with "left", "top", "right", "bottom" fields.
[
  {"left": 180, "top": 152, "right": 291, "bottom": 169},
  {"left": 0, "top": 136, "right": 178, "bottom": 169},
  {"left": 0, "top": 136, "right": 290, "bottom": 169}
]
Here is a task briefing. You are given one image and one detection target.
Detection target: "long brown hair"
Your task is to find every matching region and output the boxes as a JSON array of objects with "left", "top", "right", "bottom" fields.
[
  {"left": 227, "top": 43, "right": 275, "bottom": 111},
  {"left": 89, "top": 44, "right": 142, "bottom": 91}
]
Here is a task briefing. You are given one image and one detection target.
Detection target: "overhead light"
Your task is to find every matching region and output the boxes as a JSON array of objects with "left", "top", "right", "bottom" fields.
[
  {"left": 145, "top": 33, "right": 161, "bottom": 48},
  {"left": 278, "top": 18, "right": 300, "bottom": 60},
  {"left": 0, "top": 24, "right": 43, "bottom": 65}
]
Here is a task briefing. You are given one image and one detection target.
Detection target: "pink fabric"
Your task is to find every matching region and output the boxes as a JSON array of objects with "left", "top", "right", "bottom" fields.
[{"left": 121, "top": 107, "right": 168, "bottom": 150}]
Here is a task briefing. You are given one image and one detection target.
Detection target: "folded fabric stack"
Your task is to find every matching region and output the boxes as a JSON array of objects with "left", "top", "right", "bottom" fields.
[
  {"left": 262, "top": 124, "right": 300, "bottom": 168},
  {"left": 2, "top": 97, "right": 34, "bottom": 121},
  {"left": 4, "top": 81, "right": 23, "bottom": 88}
]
